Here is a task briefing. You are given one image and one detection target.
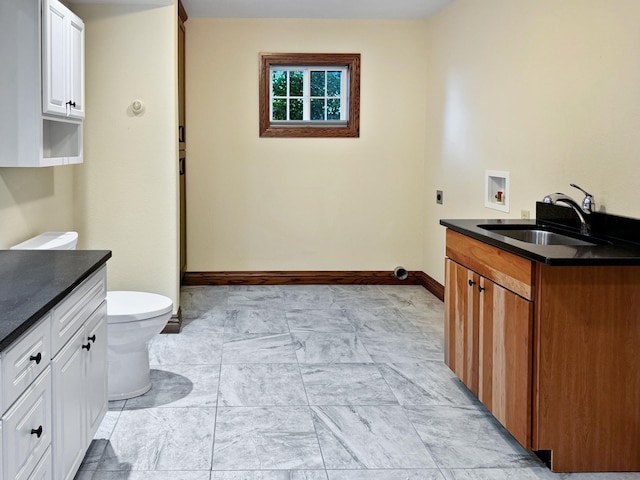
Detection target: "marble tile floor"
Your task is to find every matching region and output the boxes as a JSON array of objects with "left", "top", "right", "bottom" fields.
[{"left": 76, "top": 285, "right": 640, "bottom": 480}]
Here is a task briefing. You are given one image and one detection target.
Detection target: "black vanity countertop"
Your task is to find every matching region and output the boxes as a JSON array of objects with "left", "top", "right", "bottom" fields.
[
  {"left": 440, "top": 218, "right": 640, "bottom": 266},
  {"left": 0, "top": 250, "right": 111, "bottom": 352}
]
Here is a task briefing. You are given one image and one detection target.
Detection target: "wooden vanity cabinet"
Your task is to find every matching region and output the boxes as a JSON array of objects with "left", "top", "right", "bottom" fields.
[
  {"left": 532, "top": 263, "right": 640, "bottom": 472},
  {"left": 445, "top": 228, "right": 640, "bottom": 472},
  {"left": 445, "top": 230, "right": 533, "bottom": 448}
]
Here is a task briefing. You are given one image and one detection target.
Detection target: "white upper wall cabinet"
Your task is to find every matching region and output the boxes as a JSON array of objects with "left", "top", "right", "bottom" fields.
[
  {"left": 0, "top": 0, "right": 83, "bottom": 167},
  {"left": 43, "top": 0, "right": 85, "bottom": 119}
]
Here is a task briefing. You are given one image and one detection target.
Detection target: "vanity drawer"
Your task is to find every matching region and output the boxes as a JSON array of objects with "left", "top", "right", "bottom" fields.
[
  {"left": 27, "top": 445, "right": 51, "bottom": 480},
  {"left": 2, "top": 367, "right": 52, "bottom": 480},
  {"left": 51, "top": 266, "right": 106, "bottom": 354},
  {"left": 1, "top": 317, "right": 51, "bottom": 412},
  {"left": 446, "top": 229, "right": 535, "bottom": 300}
]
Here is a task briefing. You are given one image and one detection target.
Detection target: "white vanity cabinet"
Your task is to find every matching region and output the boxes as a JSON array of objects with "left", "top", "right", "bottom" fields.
[
  {"left": 1, "top": 265, "right": 107, "bottom": 480},
  {"left": 42, "top": 0, "right": 85, "bottom": 119}
]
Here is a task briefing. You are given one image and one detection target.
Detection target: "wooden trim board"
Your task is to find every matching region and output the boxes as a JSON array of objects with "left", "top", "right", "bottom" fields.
[
  {"left": 183, "top": 270, "right": 444, "bottom": 301},
  {"left": 160, "top": 306, "right": 182, "bottom": 334}
]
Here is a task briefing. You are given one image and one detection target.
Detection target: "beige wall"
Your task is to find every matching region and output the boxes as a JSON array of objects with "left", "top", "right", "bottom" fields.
[
  {"left": 5, "top": 0, "right": 639, "bottom": 298},
  {"left": 74, "top": 3, "right": 180, "bottom": 308},
  {"left": 424, "top": 0, "right": 640, "bottom": 283},
  {"left": 186, "top": 18, "right": 427, "bottom": 272},
  {"left": 0, "top": 168, "right": 76, "bottom": 249}
]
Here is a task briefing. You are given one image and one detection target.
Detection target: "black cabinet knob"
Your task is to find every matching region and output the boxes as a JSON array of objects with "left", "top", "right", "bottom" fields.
[
  {"left": 468, "top": 279, "right": 476, "bottom": 287},
  {"left": 29, "top": 352, "right": 42, "bottom": 364},
  {"left": 31, "top": 426, "right": 43, "bottom": 438},
  {"left": 478, "top": 285, "right": 486, "bottom": 292},
  {"left": 82, "top": 343, "right": 91, "bottom": 351},
  {"left": 66, "top": 100, "right": 77, "bottom": 107},
  {"left": 88, "top": 334, "right": 96, "bottom": 343}
]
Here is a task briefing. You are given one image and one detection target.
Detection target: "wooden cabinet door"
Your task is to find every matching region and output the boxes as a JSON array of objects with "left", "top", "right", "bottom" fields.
[
  {"left": 178, "top": 0, "right": 186, "bottom": 151},
  {"left": 445, "top": 259, "right": 480, "bottom": 395},
  {"left": 478, "top": 277, "right": 533, "bottom": 448}
]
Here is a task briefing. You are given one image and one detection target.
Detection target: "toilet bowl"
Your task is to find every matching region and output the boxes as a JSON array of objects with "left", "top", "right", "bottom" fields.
[
  {"left": 11, "top": 231, "right": 173, "bottom": 401},
  {"left": 107, "top": 291, "right": 172, "bottom": 400}
]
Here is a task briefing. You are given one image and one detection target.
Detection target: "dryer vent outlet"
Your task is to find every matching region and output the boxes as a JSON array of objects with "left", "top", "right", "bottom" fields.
[{"left": 394, "top": 266, "right": 408, "bottom": 281}]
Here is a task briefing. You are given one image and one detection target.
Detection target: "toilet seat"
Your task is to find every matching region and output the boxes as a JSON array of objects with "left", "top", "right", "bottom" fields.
[{"left": 107, "top": 291, "right": 173, "bottom": 323}]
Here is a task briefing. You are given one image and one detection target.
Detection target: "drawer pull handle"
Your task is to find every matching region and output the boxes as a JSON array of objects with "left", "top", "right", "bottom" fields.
[
  {"left": 468, "top": 279, "right": 476, "bottom": 287},
  {"left": 31, "top": 426, "right": 43, "bottom": 438},
  {"left": 29, "top": 352, "right": 42, "bottom": 364},
  {"left": 478, "top": 285, "right": 486, "bottom": 292},
  {"left": 82, "top": 343, "right": 91, "bottom": 351},
  {"left": 88, "top": 335, "right": 96, "bottom": 343}
]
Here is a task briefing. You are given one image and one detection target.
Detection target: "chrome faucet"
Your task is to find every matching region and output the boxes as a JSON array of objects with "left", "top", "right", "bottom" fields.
[
  {"left": 569, "top": 183, "right": 596, "bottom": 213},
  {"left": 542, "top": 190, "right": 592, "bottom": 235}
]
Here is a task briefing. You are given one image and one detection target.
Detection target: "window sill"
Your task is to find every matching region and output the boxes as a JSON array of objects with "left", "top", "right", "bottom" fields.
[{"left": 260, "top": 123, "right": 359, "bottom": 138}]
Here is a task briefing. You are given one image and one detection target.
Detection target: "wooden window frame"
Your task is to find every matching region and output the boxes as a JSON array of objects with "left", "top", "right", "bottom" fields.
[{"left": 259, "top": 53, "right": 360, "bottom": 138}]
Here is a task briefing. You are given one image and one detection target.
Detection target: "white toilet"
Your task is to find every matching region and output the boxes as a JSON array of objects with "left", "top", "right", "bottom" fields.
[
  {"left": 11, "top": 231, "right": 79, "bottom": 250},
  {"left": 106, "top": 291, "right": 172, "bottom": 400},
  {"left": 11, "top": 232, "right": 173, "bottom": 401}
]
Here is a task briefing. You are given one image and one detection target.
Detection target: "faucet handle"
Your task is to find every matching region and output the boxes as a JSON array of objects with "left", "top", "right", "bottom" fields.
[{"left": 570, "top": 183, "right": 595, "bottom": 212}]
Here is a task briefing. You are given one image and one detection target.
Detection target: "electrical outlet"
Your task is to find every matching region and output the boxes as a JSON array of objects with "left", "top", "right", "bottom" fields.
[
  {"left": 436, "top": 190, "right": 443, "bottom": 205},
  {"left": 521, "top": 209, "right": 530, "bottom": 219}
]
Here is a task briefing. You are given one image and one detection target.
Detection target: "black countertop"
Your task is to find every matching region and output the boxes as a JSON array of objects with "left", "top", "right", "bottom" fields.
[
  {"left": 0, "top": 250, "right": 111, "bottom": 352},
  {"left": 440, "top": 218, "right": 640, "bottom": 266}
]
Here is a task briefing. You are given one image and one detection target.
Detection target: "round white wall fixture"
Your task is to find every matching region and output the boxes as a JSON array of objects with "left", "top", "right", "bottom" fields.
[{"left": 131, "top": 99, "right": 145, "bottom": 115}]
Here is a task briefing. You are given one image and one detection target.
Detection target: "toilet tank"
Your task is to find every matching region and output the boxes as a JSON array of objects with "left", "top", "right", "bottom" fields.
[{"left": 11, "top": 232, "right": 78, "bottom": 250}]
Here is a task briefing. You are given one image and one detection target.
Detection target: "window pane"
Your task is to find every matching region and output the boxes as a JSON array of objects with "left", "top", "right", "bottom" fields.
[
  {"left": 310, "top": 71, "right": 325, "bottom": 97},
  {"left": 289, "top": 71, "right": 303, "bottom": 96},
  {"left": 310, "top": 98, "right": 325, "bottom": 120},
  {"left": 327, "top": 99, "right": 341, "bottom": 120},
  {"left": 289, "top": 99, "right": 303, "bottom": 120},
  {"left": 272, "top": 99, "right": 287, "bottom": 120},
  {"left": 272, "top": 71, "right": 287, "bottom": 96},
  {"left": 327, "top": 71, "right": 341, "bottom": 97}
]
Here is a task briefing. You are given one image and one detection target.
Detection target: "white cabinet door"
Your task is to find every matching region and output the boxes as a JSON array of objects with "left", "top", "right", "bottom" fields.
[
  {"left": 51, "top": 302, "right": 108, "bottom": 480},
  {"left": 52, "top": 330, "right": 85, "bottom": 480},
  {"left": 42, "top": 0, "right": 69, "bottom": 117},
  {"left": 67, "top": 12, "right": 84, "bottom": 119},
  {"left": 83, "top": 303, "right": 108, "bottom": 444},
  {"left": 42, "top": 0, "right": 84, "bottom": 119}
]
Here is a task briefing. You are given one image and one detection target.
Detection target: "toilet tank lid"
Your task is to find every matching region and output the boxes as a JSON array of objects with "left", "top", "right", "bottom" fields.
[
  {"left": 10, "top": 231, "right": 78, "bottom": 250},
  {"left": 107, "top": 291, "right": 173, "bottom": 322}
]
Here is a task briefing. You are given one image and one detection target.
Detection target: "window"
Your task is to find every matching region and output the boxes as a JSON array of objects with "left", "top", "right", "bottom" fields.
[{"left": 259, "top": 53, "right": 360, "bottom": 138}]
